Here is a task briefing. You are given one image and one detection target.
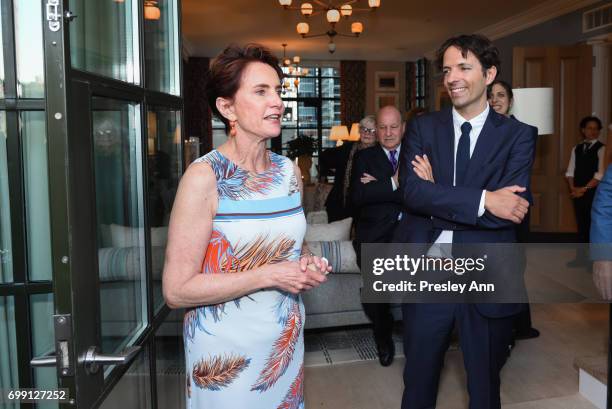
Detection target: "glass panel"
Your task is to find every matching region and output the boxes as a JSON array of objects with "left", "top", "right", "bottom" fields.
[
  {"left": 298, "top": 101, "right": 318, "bottom": 128},
  {"left": 0, "top": 296, "right": 18, "bottom": 409},
  {"left": 296, "top": 76, "right": 317, "bottom": 98},
  {"left": 301, "top": 66, "right": 318, "bottom": 77},
  {"left": 14, "top": 0, "right": 45, "bottom": 98},
  {"left": 93, "top": 97, "right": 147, "bottom": 359},
  {"left": 147, "top": 108, "right": 181, "bottom": 311},
  {"left": 21, "top": 111, "right": 52, "bottom": 281},
  {"left": 144, "top": 0, "right": 180, "bottom": 95},
  {"left": 155, "top": 316, "right": 185, "bottom": 409},
  {"left": 321, "top": 77, "right": 340, "bottom": 98},
  {"left": 321, "top": 67, "right": 339, "bottom": 77},
  {"left": 70, "top": 0, "right": 140, "bottom": 84},
  {"left": 31, "top": 293, "right": 58, "bottom": 409},
  {"left": 281, "top": 128, "right": 297, "bottom": 156},
  {"left": 282, "top": 100, "right": 297, "bottom": 125},
  {"left": 321, "top": 100, "right": 341, "bottom": 128},
  {"left": 212, "top": 129, "right": 226, "bottom": 149},
  {"left": 0, "top": 0, "right": 5, "bottom": 99},
  {"left": 321, "top": 128, "right": 335, "bottom": 150},
  {"left": 99, "top": 349, "right": 151, "bottom": 409},
  {"left": 0, "top": 112, "right": 12, "bottom": 283}
]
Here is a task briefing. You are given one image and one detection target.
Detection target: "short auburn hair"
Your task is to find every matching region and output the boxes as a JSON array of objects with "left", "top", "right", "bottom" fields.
[{"left": 206, "top": 44, "right": 283, "bottom": 132}]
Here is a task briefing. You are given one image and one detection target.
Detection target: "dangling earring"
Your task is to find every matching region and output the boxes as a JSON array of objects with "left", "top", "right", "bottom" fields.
[{"left": 229, "top": 120, "right": 237, "bottom": 137}]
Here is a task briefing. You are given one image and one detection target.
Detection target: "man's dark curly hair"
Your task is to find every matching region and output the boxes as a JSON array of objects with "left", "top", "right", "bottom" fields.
[
  {"left": 435, "top": 34, "right": 500, "bottom": 78},
  {"left": 205, "top": 44, "right": 283, "bottom": 133}
]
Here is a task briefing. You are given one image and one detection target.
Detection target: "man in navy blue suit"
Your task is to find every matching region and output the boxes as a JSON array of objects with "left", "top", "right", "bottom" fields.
[
  {"left": 397, "top": 34, "right": 536, "bottom": 409},
  {"left": 591, "top": 164, "right": 612, "bottom": 300}
]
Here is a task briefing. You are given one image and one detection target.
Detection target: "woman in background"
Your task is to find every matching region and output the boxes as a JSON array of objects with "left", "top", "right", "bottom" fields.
[{"left": 320, "top": 115, "right": 377, "bottom": 222}]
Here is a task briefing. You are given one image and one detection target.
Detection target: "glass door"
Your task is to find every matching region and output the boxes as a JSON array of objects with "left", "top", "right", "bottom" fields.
[{"left": 21, "top": 0, "right": 184, "bottom": 407}]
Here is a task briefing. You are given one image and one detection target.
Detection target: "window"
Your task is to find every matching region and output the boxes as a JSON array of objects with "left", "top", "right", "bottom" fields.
[
  {"left": 415, "top": 59, "right": 428, "bottom": 108},
  {"left": 278, "top": 64, "right": 341, "bottom": 179}
]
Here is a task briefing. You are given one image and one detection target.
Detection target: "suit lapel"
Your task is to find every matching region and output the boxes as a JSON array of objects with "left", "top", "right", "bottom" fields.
[
  {"left": 464, "top": 109, "right": 504, "bottom": 185},
  {"left": 435, "top": 108, "right": 455, "bottom": 186}
]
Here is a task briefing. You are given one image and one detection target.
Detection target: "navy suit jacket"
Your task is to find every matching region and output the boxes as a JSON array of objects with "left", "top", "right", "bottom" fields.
[
  {"left": 397, "top": 107, "right": 537, "bottom": 317},
  {"left": 591, "top": 164, "right": 612, "bottom": 261}
]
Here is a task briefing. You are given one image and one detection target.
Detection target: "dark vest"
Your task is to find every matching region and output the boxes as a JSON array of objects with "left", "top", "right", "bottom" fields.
[{"left": 574, "top": 140, "right": 604, "bottom": 187}]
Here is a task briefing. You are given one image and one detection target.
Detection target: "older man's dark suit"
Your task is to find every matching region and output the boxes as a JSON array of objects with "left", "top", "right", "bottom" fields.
[
  {"left": 397, "top": 107, "right": 536, "bottom": 409},
  {"left": 350, "top": 144, "right": 403, "bottom": 354}
]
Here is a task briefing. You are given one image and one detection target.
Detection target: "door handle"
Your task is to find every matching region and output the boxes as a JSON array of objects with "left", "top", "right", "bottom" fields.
[
  {"left": 31, "top": 354, "right": 58, "bottom": 367},
  {"left": 82, "top": 345, "right": 141, "bottom": 374}
]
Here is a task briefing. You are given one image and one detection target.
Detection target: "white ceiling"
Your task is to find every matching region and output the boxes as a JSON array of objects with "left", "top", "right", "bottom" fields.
[{"left": 181, "top": 0, "right": 554, "bottom": 61}]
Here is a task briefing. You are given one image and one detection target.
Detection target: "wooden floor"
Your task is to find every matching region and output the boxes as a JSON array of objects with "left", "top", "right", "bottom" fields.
[{"left": 304, "top": 303, "right": 607, "bottom": 409}]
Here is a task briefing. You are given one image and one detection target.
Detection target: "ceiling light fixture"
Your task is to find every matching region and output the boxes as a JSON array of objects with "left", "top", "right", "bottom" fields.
[
  {"left": 278, "top": 0, "right": 381, "bottom": 53},
  {"left": 280, "top": 44, "right": 309, "bottom": 95}
]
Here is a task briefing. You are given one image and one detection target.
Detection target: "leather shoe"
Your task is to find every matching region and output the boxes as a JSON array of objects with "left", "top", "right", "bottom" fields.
[
  {"left": 515, "top": 327, "right": 540, "bottom": 340},
  {"left": 377, "top": 339, "right": 395, "bottom": 367}
]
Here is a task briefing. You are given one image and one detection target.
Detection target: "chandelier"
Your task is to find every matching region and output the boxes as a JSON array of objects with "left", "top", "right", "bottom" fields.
[
  {"left": 278, "top": 0, "right": 381, "bottom": 53},
  {"left": 280, "top": 44, "right": 309, "bottom": 94}
]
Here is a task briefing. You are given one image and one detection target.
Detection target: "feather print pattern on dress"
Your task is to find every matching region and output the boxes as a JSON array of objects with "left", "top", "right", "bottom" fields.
[
  {"left": 192, "top": 354, "right": 251, "bottom": 391},
  {"left": 251, "top": 298, "right": 302, "bottom": 392},
  {"left": 202, "top": 151, "right": 285, "bottom": 200},
  {"left": 184, "top": 233, "right": 297, "bottom": 343},
  {"left": 276, "top": 364, "right": 304, "bottom": 409}
]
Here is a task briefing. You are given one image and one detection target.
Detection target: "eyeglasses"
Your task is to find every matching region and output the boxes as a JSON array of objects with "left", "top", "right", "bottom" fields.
[{"left": 360, "top": 127, "right": 376, "bottom": 135}]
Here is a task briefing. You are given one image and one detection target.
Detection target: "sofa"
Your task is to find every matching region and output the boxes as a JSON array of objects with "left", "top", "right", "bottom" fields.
[{"left": 99, "top": 183, "right": 400, "bottom": 336}]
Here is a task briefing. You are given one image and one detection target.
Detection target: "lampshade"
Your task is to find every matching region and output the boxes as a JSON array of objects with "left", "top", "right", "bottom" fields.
[
  {"left": 297, "top": 22, "right": 310, "bottom": 35},
  {"left": 328, "top": 41, "right": 336, "bottom": 53},
  {"left": 351, "top": 22, "right": 363, "bottom": 34},
  {"left": 279, "top": 0, "right": 292, "bottom": 6},
  {"left": 340, "top": 4, "right": 353, "bottom": 17},
  {"left": 349, "top": 123, "right": 361, "bottom": 141},
  {"left": 301, "top": 2, "right": 313, "bottom": 16},
  {"left": 368, "top": 0, "right": 381, "bottom": 8},
  {"left": 293, "top": 55, "right": 300, "bottom": 64},
  {"left": 330, "top": 125, "right": 349, "bottom": 141},
  {"left": 510, "top": 87, "right": 554, "bottom": 135},
  {"left": 144, "top": 1, "right": 160, "bottom": 20},
  {"left": 326, "top": 9, "right": 340, "bottom": 23}
]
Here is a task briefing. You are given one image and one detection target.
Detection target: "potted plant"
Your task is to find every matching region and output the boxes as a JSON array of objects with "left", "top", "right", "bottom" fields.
[{"left": 285, "top": 134, "right": 318, "bottom": 185}]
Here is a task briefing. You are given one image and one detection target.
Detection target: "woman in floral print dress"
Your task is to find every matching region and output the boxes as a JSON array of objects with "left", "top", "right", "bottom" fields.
[{"left": 162, "top": 44, "right": 330, "bottom": 409}]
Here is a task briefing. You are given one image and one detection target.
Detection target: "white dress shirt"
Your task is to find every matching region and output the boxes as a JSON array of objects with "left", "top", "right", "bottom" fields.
[
  {"left": 433, "top": 106, "right": 488, "bottom": 248},
  {"left": 565, "top": 139, "right": 606, "bottom": 181}
]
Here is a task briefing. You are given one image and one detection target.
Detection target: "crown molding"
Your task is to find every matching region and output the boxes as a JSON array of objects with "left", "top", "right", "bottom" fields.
[
  {"left": 477, "top": 0, "right": 600, "bottom": 40},
  {"left": 424, "top": 0, "right": 601, "bottom": 60}
]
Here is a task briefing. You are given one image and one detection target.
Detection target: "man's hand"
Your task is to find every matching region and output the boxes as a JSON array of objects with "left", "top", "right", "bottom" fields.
[
  {"left": 411, "top": 154, "right": 435, "bottom": 183},
  {"left": 484, "top": 186, "right": 529, "bottom": 224},
  {"left": 360, "top": 172, "right": 377, "bottom": 184},
  {"left": 594, "top": 261, "right": 612, "bottom": 301}
]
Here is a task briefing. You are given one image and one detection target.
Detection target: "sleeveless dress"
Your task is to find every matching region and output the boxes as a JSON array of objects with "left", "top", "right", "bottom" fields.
[{"left": 184, "top": 149, "right": 306, "bottom": 409}]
